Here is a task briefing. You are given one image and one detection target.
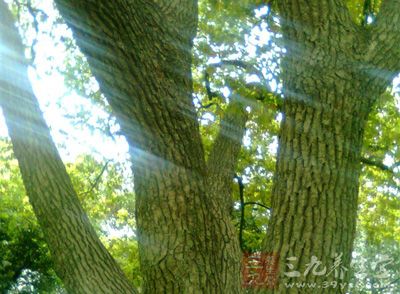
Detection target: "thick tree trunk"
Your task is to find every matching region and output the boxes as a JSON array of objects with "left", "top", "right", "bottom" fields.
[
  {"left": 54, "top": 0, "right": 243, "bottom": 292},
  {"left": 0, "top": 2, "right": 136, "bottom": 293},
  {"left": 262, "top": 1, "right": 400, "bottom": 293},
  {"left": 263, "top": 85, "right": 373, "bottom": 293}
]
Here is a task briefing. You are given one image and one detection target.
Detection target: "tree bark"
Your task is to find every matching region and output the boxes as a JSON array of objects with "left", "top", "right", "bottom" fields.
[
  {"left": 262, "top": 1, "right": 400, "bottom": 293},
  {"left": 53, "top": 0, "right": 243, "bottom": 292},
  {"left": 0, "top": 2, "right": 136, "bottom": 293},
  {"left": 207, "top": 98, "right": 248, "bottom": 213}
]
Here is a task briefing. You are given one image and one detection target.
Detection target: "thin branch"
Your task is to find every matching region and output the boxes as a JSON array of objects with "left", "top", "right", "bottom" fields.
[
  {"left": 234, "top": 175, "right": 271, "bottom": 252},
  {"left": 80, "top": 160, "right": 110, "bottom": 196},
  {"left": 211, "top": 59, "right": 251, "bottom": 69},
  {"left": 10, "top": 0, "right": 42, "bottom": 65},
  {"left": 13, "top": 0, "right": 48, "bottom": 17},
  {"left": 206, "top": 59, "right": 281, "bottom": 105},
  {"left": 27, "top": 0, "right": 38, "bottom": 64},
  {"left": 361, "top": 157, "right": 400, "bottom": 191},
  {"left": 361, "top": 157, "right": 393, "bottom": 172},
  {"left": 209, "top": 59, "right": 268, "bottom": 88},
  {"left": 198, "top": 102, "right": 216, "bottom": 109},
  {"left": 243, "top": 201, "right": 271, "bottom": 210},
  {"left": 204, "top": 71, "right": 218, "bottom": 100},
  {"left": 361, "top": 157, "right": 400, "bottom": 174}
]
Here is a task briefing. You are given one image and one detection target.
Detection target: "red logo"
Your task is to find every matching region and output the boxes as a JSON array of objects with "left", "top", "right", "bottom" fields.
[{"left": 241, "top": 252, "right": 279, "bottom": 289}]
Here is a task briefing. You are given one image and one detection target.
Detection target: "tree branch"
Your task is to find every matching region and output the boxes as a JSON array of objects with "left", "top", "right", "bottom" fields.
[
  {"left": 361, "top": 156, "right": 400, "bottom": 173},
  {"left": 199, "top": 102, "right": 216, "bottom": 109},
  {"left": 209, "top": 59, "right": 269, "bottom": 89},
  {"left": 79, "top": 160, "right": 110, "bottom": 196},
  {"left": 233, "top": 175, "right": 271, "bottom": 252},
  {"left": 361, "top": 157, "right": 392, "bottom": 172},
  {"left": 204, "top": 71, "right": 218, "bottom": 100},
  {"left": 204, "top": 59, "right": 280, "bottom": 105},
  {"left": 243, "top": 201, "right": 271, "bottom": 211},
  {"left": 203, "top": 59, "right": 271, "bottom": 104},
  {"left": 361, "top": 156, "right": 400, "bottom": 190},
  {"left": 55, "top": 0, "right": 204, "bottom": 172}
]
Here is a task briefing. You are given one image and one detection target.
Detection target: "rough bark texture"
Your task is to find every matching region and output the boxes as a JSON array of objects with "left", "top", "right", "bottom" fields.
[
  {"left": 0, "top": 2, "right": 136, "bottom": 293},
  {"left": 207, "top": 98, "right": 248, "bottom": 213},
  {"left": 262, "top": 1, "right": 400, "bottom": 293},
  {"left": 53, "top": 0, "right": 243, "bottom": 292}
]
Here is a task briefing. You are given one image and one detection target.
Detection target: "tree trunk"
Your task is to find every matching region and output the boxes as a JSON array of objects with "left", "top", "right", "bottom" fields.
[
  {"left": 207, "top": 98, "right": 248, "bottom": 213},
  {"left": 0, "top": 2, "right": 136, "bottom": 293},
  {"left": 54, "top": 0, "right": 243, "bottom": 292},
  {"left": 262, "top": 1, "right": 400, "bottom": 293}
]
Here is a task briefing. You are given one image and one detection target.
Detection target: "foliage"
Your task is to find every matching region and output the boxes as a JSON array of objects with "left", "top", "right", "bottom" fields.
[{"left": 0, "top": 138, "right": 60, "bottom": 292}]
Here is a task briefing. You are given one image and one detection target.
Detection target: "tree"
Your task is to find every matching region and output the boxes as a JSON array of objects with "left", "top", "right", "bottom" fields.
[
  {"left": 53, "top": 0, "right": 252, "bottom": 292},
  {"left": 1, "top": 0, "right": 399, "bottom": 293},
  {"left": 1, "top": 0, "right": 244, "bottom": 292},
  {"left": 0, "top": 137, "right": 140, "bottom": 292},
  {"left": 0, "top": 2, "right": 137, "bottom": 292},
  {"left": 262, "top": 1, "right": 400, "bottom": 292}
]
